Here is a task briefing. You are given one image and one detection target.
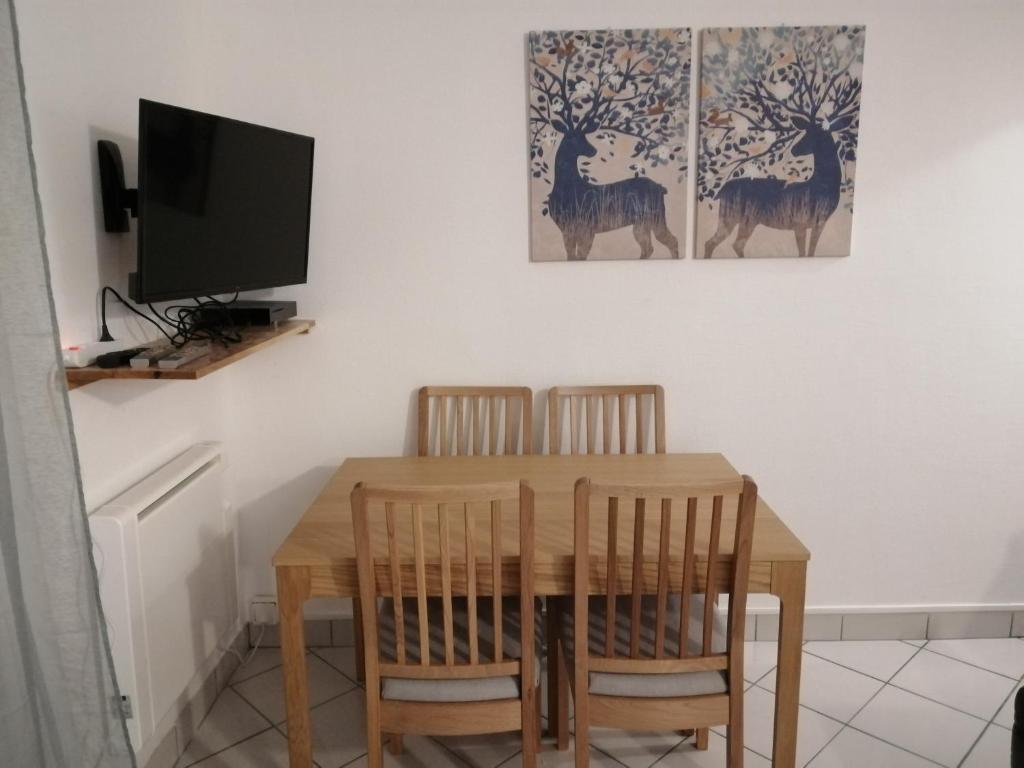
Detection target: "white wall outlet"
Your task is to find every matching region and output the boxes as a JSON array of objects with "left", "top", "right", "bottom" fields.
[{"left": 250, "top": 595, "right": 279, "bottom": 626}]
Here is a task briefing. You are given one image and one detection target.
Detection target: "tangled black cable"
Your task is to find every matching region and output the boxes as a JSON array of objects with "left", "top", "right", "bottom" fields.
[{"left": 100, "top": 286, "right": 242, "bottom": 348}]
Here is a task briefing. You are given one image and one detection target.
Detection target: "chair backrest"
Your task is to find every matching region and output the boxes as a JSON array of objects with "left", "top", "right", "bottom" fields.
[
  {"left": 351, "top": 481, "right": 535, "bottom": 686},
  {"left": 548, "top": 385, "right": 665, "bottom": 455},
  {"left": 572, "top": 476, "right": 757, "bottom": 684},
  {"left": 418, "top": 386, "right": 533, "bottom": 456}
]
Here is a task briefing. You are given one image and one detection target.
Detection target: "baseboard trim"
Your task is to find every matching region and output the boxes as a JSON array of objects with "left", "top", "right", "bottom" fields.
[
  {"left": 141, "top": 623, "right": 248, "bottom": 768},
  {"left": 747, "top": 607, "right": 1024, "bottom": 642}
]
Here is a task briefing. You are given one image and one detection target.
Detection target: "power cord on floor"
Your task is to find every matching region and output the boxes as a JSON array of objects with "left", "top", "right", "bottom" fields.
[{"left": 221, "top": 624, "right": 267, "bottom": 669}]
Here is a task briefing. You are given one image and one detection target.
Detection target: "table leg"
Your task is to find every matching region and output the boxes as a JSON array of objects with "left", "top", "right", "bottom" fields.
[
  {"left": 770, "top": 561, "right": 807, "bottom": 768},
  {"left": 277, "top": 565, "right": 313, "bottom": 768},
  {"left": 546, "top": 599, "right": 569, "bottom": 749}
]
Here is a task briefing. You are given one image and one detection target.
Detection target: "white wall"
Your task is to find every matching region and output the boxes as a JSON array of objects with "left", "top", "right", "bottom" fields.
[{"left": 17, "top": 0, "right": 1024, "bottom": 616}]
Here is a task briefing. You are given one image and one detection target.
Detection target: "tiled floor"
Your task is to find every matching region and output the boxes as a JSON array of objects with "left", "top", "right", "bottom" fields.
[{"left": 172, "top": 637, "right": 1023, "bottom": 768}]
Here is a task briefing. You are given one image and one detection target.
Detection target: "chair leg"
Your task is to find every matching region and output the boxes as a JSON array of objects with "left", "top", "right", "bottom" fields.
[
  {"left": 353, "top": 597, "right": 365, "bottom": 683},
  {"left": 555, "top": 637, "right": 570, "bottom": 750},
  {"left": 727, "top": 683, "right": 744, "bottom": 767},
  {"left": 535, "top": 684, "right": 543, "bottom": 749},
  {"left": 574, "top": 697, "right": 589, "bottom": 768},
  {"left": 522, "top": 686, "right": 538, "bottom": 768},
  {"left": 696, "top": 727, "right": 709, "bottom": 750},
  {"left": 387, "top": 734, "right": 403, "bottom": 755},
  {"left": 366, "top": 699, "right": 382, "bottom": 768}
]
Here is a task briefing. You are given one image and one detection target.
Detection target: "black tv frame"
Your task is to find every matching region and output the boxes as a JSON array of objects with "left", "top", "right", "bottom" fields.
[{"left": 129, "top": 99, "right": 314, "bottom": 303}]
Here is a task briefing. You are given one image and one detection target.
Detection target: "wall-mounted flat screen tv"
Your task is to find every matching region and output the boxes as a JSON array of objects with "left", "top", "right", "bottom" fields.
[{"left": 131, "top": 99, "right": 314, "bottom": 303}]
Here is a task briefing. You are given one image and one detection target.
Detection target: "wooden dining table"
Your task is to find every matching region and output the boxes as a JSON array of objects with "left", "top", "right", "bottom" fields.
[{"left": 273, "top": 452, "right": 810, "bottom": 767}]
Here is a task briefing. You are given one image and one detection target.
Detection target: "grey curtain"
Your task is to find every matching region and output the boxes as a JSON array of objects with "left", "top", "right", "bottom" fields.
[{"left": 0, "top": 1, "right": 134, "bottom": 766}]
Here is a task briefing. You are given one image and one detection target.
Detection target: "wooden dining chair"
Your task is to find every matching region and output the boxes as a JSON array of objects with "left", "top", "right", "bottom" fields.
[
  {"left": 547, "top": 385, "right": 665, "bottom": 455},
  {"left": 351, "top": 480, "right": 541, "bottom": 768},
  {"left": 555, "top": 475, "right": 758, "bottom": 767},
  {"left": 418, "top": 386, "right": 534, "bottom": 456}
]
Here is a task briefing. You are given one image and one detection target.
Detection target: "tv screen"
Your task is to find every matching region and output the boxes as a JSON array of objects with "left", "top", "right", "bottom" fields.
[{"left": 133, "top": 99, "right": 314, "bottom": 303}]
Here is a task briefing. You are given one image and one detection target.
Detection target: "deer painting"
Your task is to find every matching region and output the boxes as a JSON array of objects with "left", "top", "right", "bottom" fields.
[
  {"left": 528, "top": 29, "right": 691, "bottom": 261},
  {"left": 550, "top": 127, "right": 678, "bottom": 260},
  {"left": 703, "top": 113, "right": 855, "bottom": 257},
  {"left": 697, "top": 26, "right": 864, "bottom": 259}
]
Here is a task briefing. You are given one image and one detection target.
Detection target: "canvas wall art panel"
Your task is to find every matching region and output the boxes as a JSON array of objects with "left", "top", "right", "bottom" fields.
[
  {"left": 697, "top": 26, "right": 865, "bottom": 258},
  {"left": 528, "top": 29, "right": 691, "bottom": 262}
]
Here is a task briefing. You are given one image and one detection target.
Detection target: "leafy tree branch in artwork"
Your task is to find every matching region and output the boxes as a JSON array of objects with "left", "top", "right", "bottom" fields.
[
  {"left": 698, "top": 26, "right": 864, "bottom": 204},
  {"left": 528, "top": 29, "right": 690, "bottom": 187}
]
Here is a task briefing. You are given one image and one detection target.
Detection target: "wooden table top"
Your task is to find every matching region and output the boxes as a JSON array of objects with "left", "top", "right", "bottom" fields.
[{"left": 273, "top": 454, "right": 810, "bottom": 580}]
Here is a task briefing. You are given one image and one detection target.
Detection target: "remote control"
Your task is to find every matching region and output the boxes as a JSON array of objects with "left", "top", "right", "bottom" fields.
[
  {"left": 129, "top": 345, "right": 176, "bottom": 369},
  {"left": 158, "top": 343, "right": 211, "bottom": 370},
  {"left": 96, "top": 347, "right": 148, "bottom": 369}
]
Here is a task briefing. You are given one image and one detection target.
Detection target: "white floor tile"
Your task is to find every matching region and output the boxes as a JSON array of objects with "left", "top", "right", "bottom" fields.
[
  {"left": 994, "top": 683, "right": 1021, "bottom": 729},
  {"left": 657, "top": 730, "right": 771, "bottom": 767},
  {"left": 961, "top": 724, "right": 1012, "bottom": 768},
  {"left": 176, "top": 689, "right": 272, "bottom": 767},
  {"left": 289, "top": 687, "right": 369, "bottom": 768},
  {"left": 570, "top": 725, "right": 684, "bottom": 768},
  {"left": 435, "top": 730, "right": 523, "bottom": 768},
  {"left": 850, "top": 685, "right": 986, "bottom": 767},
  {"left": 743, "top": 641, "right": 778, "bottom": 686},
  {"left": 803, "top": 640, "right": 917, "bottom": 681},
  {"left": 232, "top": 653, "right": 355, "bottom": 724},
  {"left": 312, "top": 646, "right": 359, "bottom": 682},
  {"left": 806, "top": 727, "right": 935, "bottom": 767},
  {"left": 760, "top": 652, "right": 883, "bottom": 722},
  {"left": 711, "top": 685, "right": 842, "bottom": 766},
  {"left": 228, "top": 648, "right": 283, "bottom": 685},
  {"left": 890, "top": 649, "right": 1016, "bottom": 719},
  {"left": 187, "top": 728, "right": 290, "bottom": 768},
  {"left": 455, "top": 739, "right": 622, "bottom": 767},
  {"left": 925, "top": 638, "right": 1024, "bottom": 679},
  {"left": 902, "top": 639, "right": 927, "bottom": 647},
  {"left": 343, "top": 735, "right": 470, "bottom": 767}
]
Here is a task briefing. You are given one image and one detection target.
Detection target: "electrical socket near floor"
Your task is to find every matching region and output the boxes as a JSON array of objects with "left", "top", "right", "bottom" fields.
[{"left": 250, "top": 595, "right": 279, "bottom": 626}]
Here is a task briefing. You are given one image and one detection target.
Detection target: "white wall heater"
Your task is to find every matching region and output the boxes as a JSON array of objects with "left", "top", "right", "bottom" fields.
[{"left": 89, "top": 442, "right": 238, "bottom": 754}]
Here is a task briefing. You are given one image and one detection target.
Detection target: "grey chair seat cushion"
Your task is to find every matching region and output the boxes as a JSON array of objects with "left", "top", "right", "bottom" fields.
[
  {"left": 559, "top": 594, "right": 729, "bottom": 699},
  {"left": 377, "top": 597, "right": 542, "bottom": 702}
]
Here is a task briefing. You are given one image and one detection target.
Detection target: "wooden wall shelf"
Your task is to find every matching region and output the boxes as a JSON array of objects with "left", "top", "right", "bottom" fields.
[{"left": 66, "top": 319, "right": 315, "bottom": 390}]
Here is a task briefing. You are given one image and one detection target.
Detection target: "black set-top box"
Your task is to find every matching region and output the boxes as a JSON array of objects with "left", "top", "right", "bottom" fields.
[{"left": 197, "top": 300, "right": 297, "bottom": 327}]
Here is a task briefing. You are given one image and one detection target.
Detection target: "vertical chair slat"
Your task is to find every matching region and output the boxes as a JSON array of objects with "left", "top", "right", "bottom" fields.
[
  {"left": 464, "top": 502, "right": 479, "bottom": 664},
  {"left": 586, "top": 395, "right": 597, "bottom": 453},
  {"left": 654, "top": 498, "right": 672, "bottom": 658},
  {"left": 618, "top": 394, "right": 627, "bottom": 453},
  {"left": 439, "top": 397, "right": 449, "bottom": 457},
  {"left": 518, "top": 482, "right": 537, "bottom": 756},
  {"left": 472, "top": 396, "right": 482, "bottom": 455},
  {"left": 456, "top": 397, "right": 466, "bottom": 456},
  {"left": 488, "top": 398, "right": 499, "bottom": 455},
  {"left": 505, "top": 397, "right": 514, "bottom": 454},
  {"left": 385, "top": 502, "right": 405, "bottom": 664},
  {"left": 605, "top": 496, "right": 618, "bottom": 658},
  {"left": 438, "top": 503, "right": 454, "bottom": 665},
  {"left": 653, "top": 386, "right": 666, "bottom": 453},
  {"left": 629, "top": 497, "right": 646, "bottom": 658},
  {"left": 635, "top": 393, "right": 644, "bottom": 454},
  {"left": 569, "top": 396, "right": 580, "bottom": 455},
  {"left": 573, "top": 479, "right": 591, "bottom": 748},
  {"left": 491, "top": 499, "right": 503, "bottom": 661},
  {"left": 679, "top": 497, "right": 698, "bottom": 658},
  {"left": 602, "top": 395, "right": 613, "bottom": 454},
  {"left": 416, "top": 389, "right": 429, "bottom": 457},
  {"left": 412, "top": 504, "right": 430, "bottom": 665},
  {"left": 703, "top": 495, "right": 724, "bottom": 656}
]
